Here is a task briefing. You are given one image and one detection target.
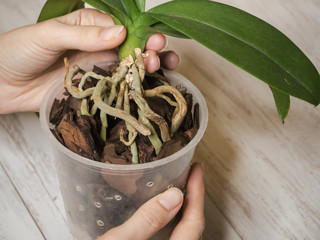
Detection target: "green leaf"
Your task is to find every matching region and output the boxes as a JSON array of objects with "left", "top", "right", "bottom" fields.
[
  {"left": 133, "top": 13, "right": 157, "bottom": 27},
  {"left": 100, "top": 0, "right": 132, "bottom": 26},
  {"left": 37, "top": 0, "right": 84, "bottom": 22},
  {"left": 148, "top": 0, "right": 320, "bottom": 107},
  {"left": 82, "top": 0, "right": 112, "bottom": 15},
  {"left": 270, "top": 87, "right": 290, "bottom": 122},
  {"left": 151, "top": 22, "right": 189, "bottom": 39},
  {"left": 82, "top": 0, "right": 121, "bottom": 24},
  {"left": 121, "top": 0, "right": 140, "bottom": 20},
  {"left": 101, "top": 0, "right": 126, "bottom": 13},
  {"left": 134, "top": 0, "right": 145, "bottom": 13}
]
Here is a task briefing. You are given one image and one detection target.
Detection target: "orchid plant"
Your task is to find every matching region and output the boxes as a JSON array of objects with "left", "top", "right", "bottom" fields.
[{"left": 38, "top": 0, "right": 320, "bottom": 162}]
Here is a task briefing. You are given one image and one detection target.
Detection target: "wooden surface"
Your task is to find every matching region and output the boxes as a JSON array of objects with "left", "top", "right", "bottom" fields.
[{"left": 0, "top": 0, "right": 319, "bottom": 239}]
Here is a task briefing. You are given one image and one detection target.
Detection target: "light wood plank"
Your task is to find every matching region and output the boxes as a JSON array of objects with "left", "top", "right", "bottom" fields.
[
  {"left": 168, "top": 0, "right": 320, "bottom": 239},
  {"left": 0, "top": 114, "right": 74, "bottom": 240},
  {"left": 0, "top": 163, "right": 44, "bottom": 240},
  {"left": 14, "top": 112, "right": 67, "bottom": 218},
  {"left": 203, "top": 194, "right": 241, "bottom": 240}
]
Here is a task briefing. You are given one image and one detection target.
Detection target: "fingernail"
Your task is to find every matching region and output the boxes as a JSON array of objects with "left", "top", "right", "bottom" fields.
[
  {"left": 164, "top": 38, "right": 169, "bottom": 49},
  {"left": 100, "top": 25, "right": 124, "bottom": 41},
  {"left": 156, "top": 55, "right": 161, "bottom": 71},
  {"left": 158, "top": 187, "right": 183, "bottom": 211}
]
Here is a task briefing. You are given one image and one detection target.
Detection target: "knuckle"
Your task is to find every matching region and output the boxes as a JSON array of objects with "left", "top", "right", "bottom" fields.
[
  {"left": 79, "top": 9, "right": 96, "bottom": 25},
  {"left": 140, "top": 208, "right": 164, "bottom": 230},
  {"left": 186, "top": 216, "right": 205, "bottom": 234}
]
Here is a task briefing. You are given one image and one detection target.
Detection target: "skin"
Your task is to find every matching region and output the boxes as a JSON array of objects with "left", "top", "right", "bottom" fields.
[
  {"left": 0, "top": 9, "right": 179, "bottom": 114},
  {"left": 0, "top": 9, "right": 204, "bottom": 239},
  {"left": 100, "top": 163, "right": 205, "bottom": 240}
]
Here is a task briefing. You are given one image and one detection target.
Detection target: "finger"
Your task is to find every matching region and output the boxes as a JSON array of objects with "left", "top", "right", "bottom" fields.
[
  {"left": 39, "top": 19, "right": 126, "bottom": 52},
  {"left": 145, "top": 33, "right": 166, "bottom": 51},
  {"left": 55, "top": 9, "right": 114, "bottom": 27},
  {"left": 100, "top": 187, "right": 184, "bottom": 240},
  {"left": 159, "top": 51, "right": 180, "bottom": 70},
  {"left": 65, "top": 49, "right": 119, "bottom": 67},
  {"left": 144, "top": 50, "right": 160, "bottom": 73},
  {"left": 170, "top": 163, "right": 205, "bottom": 240}
]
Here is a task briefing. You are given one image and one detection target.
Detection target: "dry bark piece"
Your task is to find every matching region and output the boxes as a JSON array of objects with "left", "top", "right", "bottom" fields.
[
  {"left": 80, "top": 115, "right": 105, "bottom": 156},
  {"left": 101, "top": 171, "right": 143, "bottom": 195},
  {"left": 155, "top": 136, "right": 188, "bottom": 160},
  {"left": 145, "top": 96, "right": 175, "bottom": 126},
  {"left": 136, "top": 135, "right": 155, "bottom": 163},
  {"left": 93, "top": 63, "right": 119, "bottom": 77},
  {"left": 93, "top": 65, "right": 109, "bottom": 77},
  {"left": 181, "top": 93, "right": 194, "bottom": 131},
  {"left": 49, "top": 98, "right": 70, "bottom": 125},
  {"left": 50, "top": 129, "right": 65, "bottom": 145},
  {"left": 68, "top": 96, "right": 82, "bottom": 111},
  {"left": 56, "top": 112, "right": 100, "bottom": 161},
  {"left": 101, "top": 143, "right": 129, "bottom": 164},
  {"left": 108, "top": 121, "right": 126, "bottom": 142},
  {"left": 143, "top": 70, "right": 167, "bottom": 89}
]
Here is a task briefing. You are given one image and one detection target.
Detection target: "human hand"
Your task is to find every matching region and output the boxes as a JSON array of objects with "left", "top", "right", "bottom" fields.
[
  {"left": 0, "top": 9, "right": 179, "bottom": 114},
  {"left": 99, "top": 162, "right": 205, "bottom": 240}
]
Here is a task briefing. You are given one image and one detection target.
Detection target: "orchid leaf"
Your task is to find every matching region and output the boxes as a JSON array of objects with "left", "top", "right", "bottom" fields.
[
  {"left": 82, "top": 0, "right": 121, "bottom": 25},
  {"left": 134, "top": 0, "right": 145, "bottom": 13},
  {"left": 270, "top": 87, "right": 290, "bottom": 122},
  {"left": 151, "top": 22, "right": 189, "bottom": 39},
  {"left": 37, "top": 0, "right": 84, "bottom": 22},
  {"left": 101, "top": 0, "right": 126, "bottom": 13},
  {"left": 100, "top": 0, "right": 132, "bottom": 26},
  {"left": 148, "top": 0, "right": 320, "bottom": 106},
  {"left": 82, "top": 0, "right": 112, "bottom": 14},
  {"left": 121, "top": 0, "right": 140, "bottom": 20}
]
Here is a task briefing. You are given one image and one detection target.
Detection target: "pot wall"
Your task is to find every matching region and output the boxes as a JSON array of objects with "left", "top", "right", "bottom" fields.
[{"left": 40, "top": 64, "right": 208, "bottom": 240}]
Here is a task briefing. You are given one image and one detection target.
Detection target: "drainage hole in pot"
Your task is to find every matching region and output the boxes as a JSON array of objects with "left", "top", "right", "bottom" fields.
[
  {"left": 75, "top": 185, "right": 82, "bottom": 192},
  {"left": 78, "top": 205, "right": 85, "bottom": 212},
  {"left": 167, "top": 184, "right": 173, "bottom": 189},
  {"left": 97, "top": 220, "right": 104, "bottom": 227},
  {"left": 146, "top": 181, "right": 154, "bottom": 188},
  {"left": 114, "top": 195, "right": 122, "bottom": 201},
  {"left": 95, "top": 202, "right": 102, "bottom": 208}
]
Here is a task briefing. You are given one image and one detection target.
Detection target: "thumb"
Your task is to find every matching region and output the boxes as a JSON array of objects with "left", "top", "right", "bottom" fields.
[
  {"left": 38, "top": 14, "right": 126, "bottom": 52},
  {"left": 99, "top": 187, "right": 184, "bottom": 240}
]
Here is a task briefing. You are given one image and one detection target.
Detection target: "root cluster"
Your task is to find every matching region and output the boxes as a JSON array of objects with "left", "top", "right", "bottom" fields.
[{"left": 64, "top": 48, "right": 187, "bottom": 163}]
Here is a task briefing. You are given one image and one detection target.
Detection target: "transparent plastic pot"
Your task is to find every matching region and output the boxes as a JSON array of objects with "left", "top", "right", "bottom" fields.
[{"left": 40, "top": 63, "right": 208, "bottom": 240}]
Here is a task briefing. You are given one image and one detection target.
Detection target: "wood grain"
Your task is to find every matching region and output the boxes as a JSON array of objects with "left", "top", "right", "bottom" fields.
[
  {"left": 0, "top": 114, "right": 74, "bottom": 240},
  {"left": 0, "top": 163, "right": 44, "bottom": 240},
  {"left": 0, "top": 0, "right": 319, "bottom": 239}
]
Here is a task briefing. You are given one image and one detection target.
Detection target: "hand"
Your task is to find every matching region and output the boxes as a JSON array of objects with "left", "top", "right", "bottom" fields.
[
  {"left": 0, "top": 9, "right": 179, "bottom": 114},
  {"left": 100, "top": 163, "right": 205, "bottom": 240}
]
